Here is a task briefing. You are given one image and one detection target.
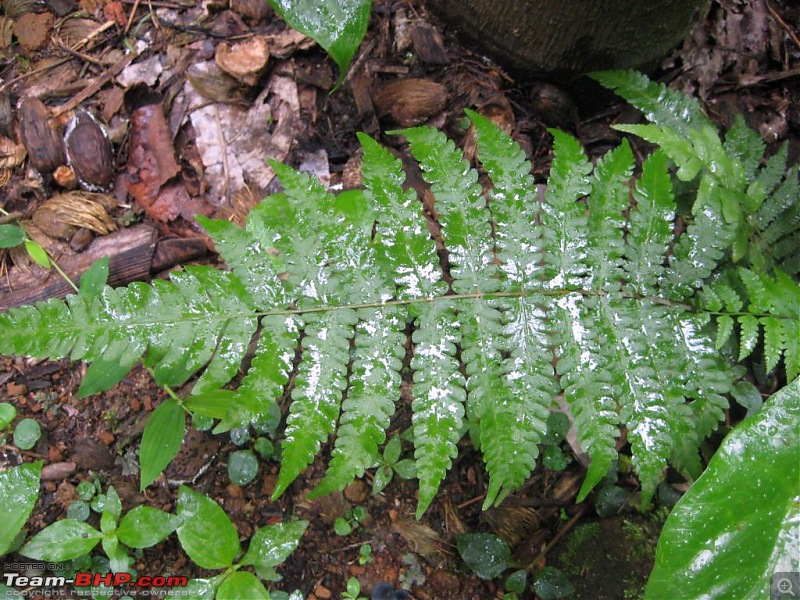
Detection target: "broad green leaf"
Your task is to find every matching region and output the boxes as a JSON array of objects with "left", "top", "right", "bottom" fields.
[
  {"left": 79, "top": 257, "right": 109, "bottom": 298},
  {"left": 455, "top": 533, "right": 511, "bottom": 580},
  {"left": 176, "top": 486, "right": 239, "bottom": 569},
  {"left": 184, "top": 390, "right": 236, "bottom": 419},
  {"left": 241, "top": 520, "right": 308, "bottom": 568},
  {"left": 117, "top": 506, "right": 182, "bottom": 548},
  {"left": 217, "top": 571, "right": 270, "bottom": 599},
  {"left": 0, "top": 224, "right": 25, "bottom": 248},
  {"left": 267, "top": 0, "right": 371, "bottom": 89},
  {"left": 0, "top": 461, "right": 42, "bottom": 555},
  {"left": 139, "top": 399, "right": 185, "bottom": 490},
  {"left": 21, "top": 519, "right": 102, "bottom": 561},
  {"left": 645, "top": 377, "right": 800, "bottom": 599}
]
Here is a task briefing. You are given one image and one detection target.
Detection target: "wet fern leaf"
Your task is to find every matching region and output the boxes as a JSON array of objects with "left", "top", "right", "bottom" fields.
[{"left": 1, "top": 74, "right": 798, "bottom": 515}]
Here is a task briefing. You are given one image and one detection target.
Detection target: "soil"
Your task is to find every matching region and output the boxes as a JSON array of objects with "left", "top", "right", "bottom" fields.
[{"left": 0, "top": 0, "right": 797, "bottom": 599}]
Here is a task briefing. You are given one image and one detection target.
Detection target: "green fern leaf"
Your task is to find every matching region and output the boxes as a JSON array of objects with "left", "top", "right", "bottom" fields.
[
  {"left": 542, "top": 130, "right": 592, "bottom": 287},
  {"left": 761, "top": 316, "right": 784, "bottom": 374},
  {"left": 411, "top": 301, "right": 465, "bottom": 518},
  {"left": 715, "top": 315, "right": 735, "bottom": 350},
  {"left": 737, "top": 315, "right": 760, "bottom": 361},
  {"left": 623, "top": 150, "right": 674, "bottom": 296},
  {"left": 723, "top": 115, "right": 765, "bottom": 184}
]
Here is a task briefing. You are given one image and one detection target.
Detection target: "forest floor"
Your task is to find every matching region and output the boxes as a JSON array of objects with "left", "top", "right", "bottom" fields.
[{"left": 0, "top": 0, "right": 797, "bottom": 598}]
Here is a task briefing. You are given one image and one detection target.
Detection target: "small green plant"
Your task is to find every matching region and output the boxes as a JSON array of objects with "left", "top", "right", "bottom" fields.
[
  {"left": 228, "top": 448, "right": 259, "bottom": 485},
  {"left": 372, "top": 435, "right": 417, "bottom": 494},
  {"left": 357, "top": 543, "right": 373, "bottom": 565},
  {"left": 0, "top": 403, "right": 42, "bottom": 450},
  {"left": 341, "top": 577, "right": 368, "bottom": 600},
  {"left": 334, "top": 505, "right": 368, "bottom": 536},
  {"left": 0, "top": 470, "right": 309, "bottom": 599}
]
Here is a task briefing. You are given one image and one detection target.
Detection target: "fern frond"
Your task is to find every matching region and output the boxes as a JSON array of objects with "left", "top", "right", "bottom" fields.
[
  {"left": 702, "top": 268, "right": 800, "bottom": 380},
  {"left": 0, "top": 267, "right": 256, "bottom": 397}
]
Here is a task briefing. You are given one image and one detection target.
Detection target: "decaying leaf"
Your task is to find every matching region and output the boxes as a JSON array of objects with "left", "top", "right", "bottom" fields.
[
  {"left": 32, "top": 191, "right": 116, "bottom": 240},
  {"left": 392, "top": 519, "right": 450, "bottom": 558}
]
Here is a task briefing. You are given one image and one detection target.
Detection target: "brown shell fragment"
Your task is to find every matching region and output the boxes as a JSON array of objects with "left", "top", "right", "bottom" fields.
[
  {"left": 18, "top": 96, "right": 66, "bottom": 173},
  {"left": 372, "top": 78, "right": 448, "bottom": 126},
  {"left": 65, "top": 110, "right": 114, "bottom": 189},
  {"left": 215, "top": 36, "right": 270, "bottom": 87}
]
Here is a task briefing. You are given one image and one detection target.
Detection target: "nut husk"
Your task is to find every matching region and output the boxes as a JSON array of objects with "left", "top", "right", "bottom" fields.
[
  {"left": 215, "top": 36, "right": 270, "bottom": 87},
  {"left": 373, "top": 78, "right": 448, "bottom": 126},
  {"left": 65, "top": 110, "right": 114, "bottom": 189},
  {"left": 32, "top": 191, "right": 116, "bottom": 240},
  {"left": 18, "top": 96, "right": 66, "bottom": 173}
]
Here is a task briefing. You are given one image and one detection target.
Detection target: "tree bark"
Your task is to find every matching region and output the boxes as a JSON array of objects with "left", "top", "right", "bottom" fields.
[{"left": 427, "top": 0, "right": 709, "bottom": 77}]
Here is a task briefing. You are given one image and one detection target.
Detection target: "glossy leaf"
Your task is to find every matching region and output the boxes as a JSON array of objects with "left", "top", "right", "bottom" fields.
[
  {"left": 79, "top": 257, "right": 109, "bottom": 298},
  {"left": 228, "top": 449, "right": 259, "bottom": 486},
  {"left": 217, "top": 571, "right": 270, "bottom": 599},
  {"left": 176, "top": 486, "right": 239, "bottom": 569},
  {"left": 21, "top": 520, "right": 102, "bottom": 561},
  {"left": 241, "top": 520, "right": 309, "bottom": 568},
  {"left": 456, "top": 533, "right": 511, "bottom": 580},
  {"left": 139, "top": 399, "right": 185, "bottom": 490},
  {"left": 13, "top": 418, "right": 41, "bottom": 450},
  {"left": 0, "top": 224, "right": 25, "bottom": 248},
  {"left": 117, "top": 506, "right": 182, "bottom": 548},
  {"left": 267, "top": 0, "right": 371, "bottom": 88},
  {"left": 646, "top": 378, "right": 800, "bottom": 599},
  {"left": 0, "top": 461, "right": 42, "bottom": 556}
]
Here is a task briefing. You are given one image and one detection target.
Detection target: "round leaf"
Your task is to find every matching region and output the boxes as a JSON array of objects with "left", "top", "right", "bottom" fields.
[
  {"left": 533, "top": 567, "right": 576, "bottom": 600},
  {"left": 0, "top": 402, "right": 16, "bottom": 428},
  {"left": 0, "top": 224, "right": 25, "bottom": 248},
  {"left": 228, "top": 449, "right": 259, "bottom": 486},
  {"left": 13, "top": 418, "right": 41, "bottom": 450},
  {"left": 455, "top": 533, "right": 510, "bottom": 580},
  {"left": 67, "top": 501, "right": 90, "bottom": 521},
  {"left": 217, "top": 571, "right": 269, "bottom": 599}
]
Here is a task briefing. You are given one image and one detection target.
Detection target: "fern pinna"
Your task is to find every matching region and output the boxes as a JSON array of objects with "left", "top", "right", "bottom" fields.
[{"left": 1, "top": 72, "right": 797, "bottom": 517}]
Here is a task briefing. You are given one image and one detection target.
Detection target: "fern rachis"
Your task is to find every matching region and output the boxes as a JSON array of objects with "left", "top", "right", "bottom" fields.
[{"left": 1, "top": 72, "right": 798, "bottom": 517}]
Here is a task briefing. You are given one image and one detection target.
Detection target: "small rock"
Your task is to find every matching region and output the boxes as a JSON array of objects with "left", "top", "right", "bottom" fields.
[
  {"left": 41, "top": 461, "right": 76, "bottom": 480},
  {"left": 344, "top": 479, "right": 369, "bottom": 503},
  {"left": 313, "top": 583, "right": 332, "bottom": 599}
]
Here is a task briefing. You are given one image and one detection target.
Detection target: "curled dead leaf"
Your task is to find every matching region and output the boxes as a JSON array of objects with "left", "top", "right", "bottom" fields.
[
  {"left": 32, "top": 191, "right": 117, "bottom": 240},
  {"left": 0, "top": 135, "right": 26, "bottom": 169},
  {"left": 392, "top": 519, "right": 450, "bottom": 558},
  {"left": 18, "top": 96, "right": 66, "bottom": 173},
  {"left": 373, "top": 78, "right": 448, "bottom": 126}
]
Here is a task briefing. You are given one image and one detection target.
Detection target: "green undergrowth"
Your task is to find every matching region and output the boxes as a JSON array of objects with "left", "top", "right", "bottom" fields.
[{"left": 0, "top": 72, "right": 797, "bottom": 523}]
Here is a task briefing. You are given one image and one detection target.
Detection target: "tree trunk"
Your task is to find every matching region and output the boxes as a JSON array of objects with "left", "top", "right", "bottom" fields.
[{"left": 427, "top": 0, "right": 709, "bottom": 77}]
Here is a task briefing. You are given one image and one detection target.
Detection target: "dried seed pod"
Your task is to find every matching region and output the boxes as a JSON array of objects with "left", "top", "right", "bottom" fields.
[
  {"left": 373, "top": 78, "right": 448, "bottom": 127},
  {"left": 32, "top": 191, "right": 116, "bottom": 240},
  {"left": 65, "top": 110, "right": 114, "bottom": 189},
  {"left": 17, "top": 96, "right": 66, "bottom": 173}
]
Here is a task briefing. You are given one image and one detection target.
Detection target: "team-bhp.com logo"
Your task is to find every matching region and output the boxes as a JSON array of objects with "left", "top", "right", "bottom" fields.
[{"left": 3, "top": 572, "right": 188, "bottom": 588}]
